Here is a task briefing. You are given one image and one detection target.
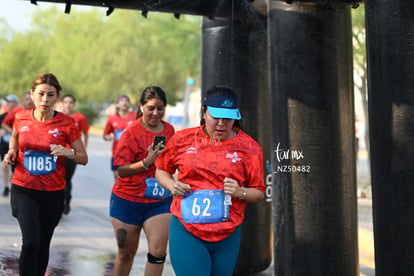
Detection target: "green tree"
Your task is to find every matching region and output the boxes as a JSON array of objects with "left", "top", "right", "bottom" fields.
[
  {"left": 0, "top": 6, "right": 201, "bottom": 107},
  {"left": 352, "top": 5, "right": 369, "bottom": 163}
]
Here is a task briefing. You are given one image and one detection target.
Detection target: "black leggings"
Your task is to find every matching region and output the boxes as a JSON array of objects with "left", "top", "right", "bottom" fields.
[
  {"left": 11, "top": 184, "right": 64, "bottom": 276},
  {"left": 64, "top": 157, "right": 77, "bottom": 205}
]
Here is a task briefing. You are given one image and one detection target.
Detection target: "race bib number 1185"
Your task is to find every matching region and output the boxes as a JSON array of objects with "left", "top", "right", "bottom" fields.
[{"left": 24, "top": 150, "right": 56, "bottom": 176}]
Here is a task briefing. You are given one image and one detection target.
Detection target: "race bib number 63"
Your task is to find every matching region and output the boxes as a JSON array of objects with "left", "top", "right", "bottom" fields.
[
  {"left": 144, "top": 177, "right": 172, "bottom": 199},
  {"left": 181, "top": 190, "right": 229, "bottom": 224}
]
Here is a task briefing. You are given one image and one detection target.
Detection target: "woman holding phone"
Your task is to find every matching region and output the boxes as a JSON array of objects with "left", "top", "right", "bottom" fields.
[{"left": 109, "top": 86, "right": 175, "bottom": 276}]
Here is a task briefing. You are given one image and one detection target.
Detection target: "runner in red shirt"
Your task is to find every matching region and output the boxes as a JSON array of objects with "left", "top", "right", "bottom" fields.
[
  {"left": 1, "top": 92, "right": 34, "bottom": 134},
  {"left": 156, "top": 85, "right": 265, "bottom": 276},
  {"left": 1, "top": 92, "right": 34, "bottom": 197},
  {"left": 110, "top": 86, "right": 174, "bottom": 276},
  {"left": 2, "top": 73, "right": 88, "bottom": 276},
  {"left": 103, "top": 94, "right": 136, "bottom": 180},
  {"left": 0, "top": 94, "right": 19, "bottom": 197},
  {"left": 112, "top": 116, "right": 174, "bottom": 203},
  {"left": 61, "top": 94, "right": 90, "bottom": 215}
]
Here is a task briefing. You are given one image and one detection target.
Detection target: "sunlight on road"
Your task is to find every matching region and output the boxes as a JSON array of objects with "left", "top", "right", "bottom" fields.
[{"left": 359, "top": 228, "right": 375, "bottom": 269}]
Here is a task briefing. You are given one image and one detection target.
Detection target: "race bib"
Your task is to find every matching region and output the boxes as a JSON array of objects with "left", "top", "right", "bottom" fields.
[
  {"left": 181, "top": 190, "right": 230, "bottom": 224},
  {"left": 24, "top": 150, "right": 57, "bottom": 176},
  {"left": 114, "top": 129, "right": 124, "bottom": 141},
  {"left": 144, "top": 177, "right": 172, "bottom": 199}
]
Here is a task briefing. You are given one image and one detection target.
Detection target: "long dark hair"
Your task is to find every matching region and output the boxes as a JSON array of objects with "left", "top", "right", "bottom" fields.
[
  {"left": 136, "top": 86, "right": 167, "bottom": 119},
  {"left": 200, "top": 85, "right": 242, "bottom": 128}
]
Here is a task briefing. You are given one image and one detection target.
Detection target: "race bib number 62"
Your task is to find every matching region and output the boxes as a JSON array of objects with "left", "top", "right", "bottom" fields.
[{"left": 181, "top": 190, "right": 229, "bottom": 224}]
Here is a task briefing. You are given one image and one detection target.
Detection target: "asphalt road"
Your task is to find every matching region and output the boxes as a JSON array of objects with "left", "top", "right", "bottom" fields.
[{"left": 0, "top": 134, "right": 374, "bottom": 275}]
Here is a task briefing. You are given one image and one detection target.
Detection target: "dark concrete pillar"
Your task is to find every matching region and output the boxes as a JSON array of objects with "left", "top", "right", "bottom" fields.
[
  {"left": 234, "top": 12, "right": 273, "bottom": 274},
  {"left": 365, "top": 1, "right": 414, "bottom": 274},
  {"left": 201, "top": 10, "right": 272, "bottom": 274},
  {"left": 201, "top": 17, "right": 234, "bottom": 89},
  {"left": 268, "top": 1, "right": 358, "bottom": 275}
]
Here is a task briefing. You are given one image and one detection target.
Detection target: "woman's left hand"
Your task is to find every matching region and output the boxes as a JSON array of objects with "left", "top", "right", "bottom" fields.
[
  {"left": 50, "top": 144, "right": 73, "bottom": 158},
  {"left": 223, "top": 177, "right": 243, "bottom": 198}
]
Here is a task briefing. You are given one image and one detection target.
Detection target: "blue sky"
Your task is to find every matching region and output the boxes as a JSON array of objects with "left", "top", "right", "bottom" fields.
[
  {"left": 0, "top": 0, "right": 91, "bottom": 31},
  {"left": 0, "top": 0, "right": 49, "bottom": 30}
]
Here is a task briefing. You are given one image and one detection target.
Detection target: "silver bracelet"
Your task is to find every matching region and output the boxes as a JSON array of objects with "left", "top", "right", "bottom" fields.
[
  {"left": 240, "top": 187, "right": 246, "bottom": 200},
  {"left": 68, "top": 149, "right": 76, "bottom": 159}
]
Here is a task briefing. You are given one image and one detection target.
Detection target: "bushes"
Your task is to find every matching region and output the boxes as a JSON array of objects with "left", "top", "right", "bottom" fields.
[{"left": 76, "top": 102, "right": 99, "bottom": 125}]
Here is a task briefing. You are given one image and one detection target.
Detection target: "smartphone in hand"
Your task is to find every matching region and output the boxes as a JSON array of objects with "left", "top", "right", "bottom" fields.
[{"left": 153, "top": 135, "right": 166, "bottom": 150}]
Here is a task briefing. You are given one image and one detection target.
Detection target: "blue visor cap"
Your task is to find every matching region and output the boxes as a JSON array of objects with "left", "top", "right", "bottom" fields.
[{"left": 205, "top": 96, "right": 241, "bottom": 120}]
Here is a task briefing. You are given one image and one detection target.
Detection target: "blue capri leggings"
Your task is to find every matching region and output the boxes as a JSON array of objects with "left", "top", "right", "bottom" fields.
[{"left": 169, "top": 215, "right": 241, "bottom": 276}]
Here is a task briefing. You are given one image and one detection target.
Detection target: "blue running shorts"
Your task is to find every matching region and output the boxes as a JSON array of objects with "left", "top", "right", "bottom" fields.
[{"left": 110, "top": 192, "right": 172, "bottom": 225}]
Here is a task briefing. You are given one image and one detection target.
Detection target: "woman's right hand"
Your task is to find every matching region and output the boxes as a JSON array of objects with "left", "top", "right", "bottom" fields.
[
  {"left": 3, "top": 151, "right": 16, "bottom": 166},
  {"left": 155, "top": 168, "right": 191, "bottom": 197},
  {"left": 103, "top": 134, "right": 114, "bottom": 141},
  {"left": 171, "top": 181, "right": 192, "bottom": 197}
]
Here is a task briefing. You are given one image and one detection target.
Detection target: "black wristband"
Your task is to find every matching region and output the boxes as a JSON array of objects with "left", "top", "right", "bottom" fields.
[{"left": 142, "top": 159, "right": 149, "bottom": 169}]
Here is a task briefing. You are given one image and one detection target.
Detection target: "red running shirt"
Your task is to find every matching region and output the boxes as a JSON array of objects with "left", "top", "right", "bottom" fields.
[
  {"left": 12, "top": 109, "right": 81, "bottom": 191},
  {"left": 113, "top": 117, "right": 175, "bottom": 203},
  {"left": 3, "top": 106, "right": 23, "bottom": 127},
  {"left": 65, "top": 112, "right": 89, "bottom": 149},
  {"left": 155, "top": 125, "right": 265, "bottom": 242},
  {"left": 66, "top": 112, "right": 89, "bottom": 149},
  {"left": 72, "top": 112, "right": 89, "bottom": 135},
  {"left": 103, "top": 111, "right": 136, "bottom": 157}
]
